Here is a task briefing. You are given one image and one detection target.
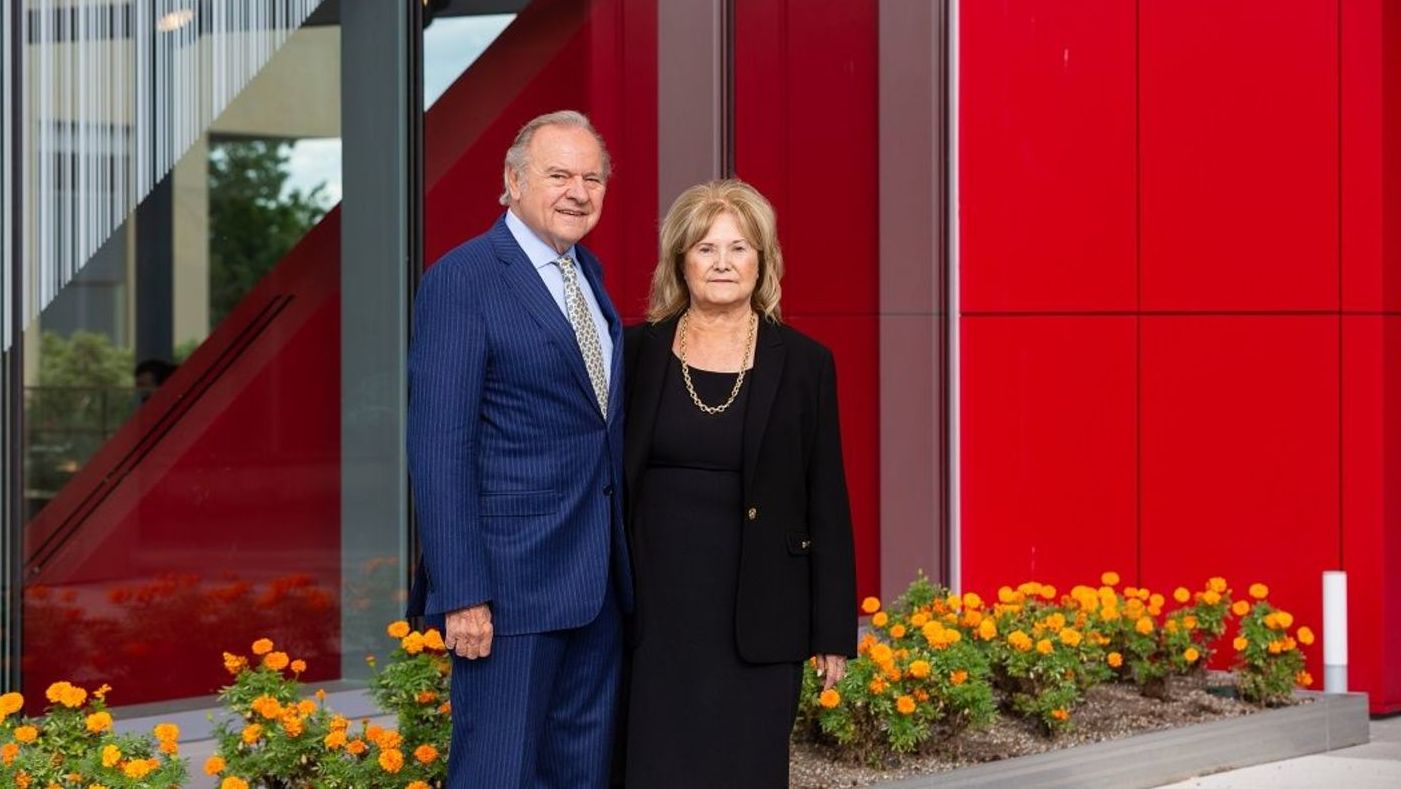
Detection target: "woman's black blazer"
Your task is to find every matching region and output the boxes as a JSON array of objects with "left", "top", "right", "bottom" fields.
[{"left": 623, "top": 316, "right": 858, "bottom": 663}]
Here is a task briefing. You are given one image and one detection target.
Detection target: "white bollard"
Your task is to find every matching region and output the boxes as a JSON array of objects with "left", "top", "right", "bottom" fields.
[{"left": 1323, "top": 571, "right": 1348, "bottom": 693}]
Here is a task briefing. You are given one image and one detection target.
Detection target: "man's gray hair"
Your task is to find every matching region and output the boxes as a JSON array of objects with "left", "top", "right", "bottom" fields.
[{"left": 499, "top": 110, "right": 612, "bottom": 206}]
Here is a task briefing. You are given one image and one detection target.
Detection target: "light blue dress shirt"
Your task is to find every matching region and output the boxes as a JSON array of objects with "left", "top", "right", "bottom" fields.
[{"left": 505, "top": 209, "right": 613, "bottom": 386}]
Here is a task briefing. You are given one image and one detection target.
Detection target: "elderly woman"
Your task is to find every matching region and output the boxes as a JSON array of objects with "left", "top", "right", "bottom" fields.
[{"left": 622, "top": 179, "right": 857, "bottom": 787}]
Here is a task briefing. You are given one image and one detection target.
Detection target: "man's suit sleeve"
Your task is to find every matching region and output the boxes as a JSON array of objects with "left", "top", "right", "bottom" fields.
[
  {"left": 807, "top": 349, "right": 859, "bottom": 657},
  {"left": 407, "top": 260, "right": 492, "bottom": 616}
]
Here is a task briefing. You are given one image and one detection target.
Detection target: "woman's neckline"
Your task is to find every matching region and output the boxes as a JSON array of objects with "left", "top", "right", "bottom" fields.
[{"left": 670, "top": 352, "right": 752, "bottom": 374}]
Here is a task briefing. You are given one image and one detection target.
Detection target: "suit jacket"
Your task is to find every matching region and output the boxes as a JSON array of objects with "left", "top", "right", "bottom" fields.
[
  {"left": 623, "top": 316, "right": 857, "bottom": 662},
  {"left": 406, "top": 215, "right": 632, "bottom": 635}
]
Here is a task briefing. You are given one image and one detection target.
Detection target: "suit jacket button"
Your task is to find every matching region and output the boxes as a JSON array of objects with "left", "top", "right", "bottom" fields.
[
  {"left": 604, "top": 485, "right": 615, "bottom": 496},
  {"left": 747, "top": 507, "right": 758, "bottom": 521}
]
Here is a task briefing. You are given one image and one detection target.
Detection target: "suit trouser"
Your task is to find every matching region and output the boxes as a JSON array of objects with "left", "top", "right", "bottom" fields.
[{"left": 446, "top": 583, "right": 623, "bottom": 789}]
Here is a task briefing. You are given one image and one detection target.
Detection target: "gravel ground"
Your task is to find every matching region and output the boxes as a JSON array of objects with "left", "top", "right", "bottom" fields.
[{"left": 789, "top": 676, "right": 1299, "bottom": 788}]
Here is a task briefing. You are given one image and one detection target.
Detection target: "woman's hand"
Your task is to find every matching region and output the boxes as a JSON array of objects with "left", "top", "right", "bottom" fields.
[{"left": 814, "top": 654, "right": 847, "bottom": 691}]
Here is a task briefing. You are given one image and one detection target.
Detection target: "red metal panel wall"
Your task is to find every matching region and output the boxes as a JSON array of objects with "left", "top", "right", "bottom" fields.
[{"left": 734, "top": 0, "right": 881, "bottom": 601}]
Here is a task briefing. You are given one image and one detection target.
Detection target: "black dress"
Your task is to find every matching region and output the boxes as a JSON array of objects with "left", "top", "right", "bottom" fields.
[{"left": 625, "top": 356, "right": 802, "bottom": 789}]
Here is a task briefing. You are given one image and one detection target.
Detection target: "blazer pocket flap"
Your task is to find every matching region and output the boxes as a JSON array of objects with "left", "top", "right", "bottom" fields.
[
  {"left": 479, "top": 489, "right": 557, "bottom": 517},
  {"left": 786, "top": 531, "right": 813, "bottom": 555}
]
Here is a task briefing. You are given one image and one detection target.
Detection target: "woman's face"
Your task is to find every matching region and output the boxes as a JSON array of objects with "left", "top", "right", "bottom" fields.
[{"left": 683, "top": 211, "right": 760, "bottom": 314}]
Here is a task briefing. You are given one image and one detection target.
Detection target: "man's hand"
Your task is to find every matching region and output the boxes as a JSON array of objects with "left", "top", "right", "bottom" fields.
[
  {"left": 814, "top": 654, "right": 847, "bottom": 691},
  {"left": 445, "top": 604, "right": 494, "bottom": 659}
]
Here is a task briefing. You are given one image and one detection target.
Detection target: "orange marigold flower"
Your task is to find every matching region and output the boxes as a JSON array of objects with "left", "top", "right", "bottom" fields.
[
  {"left": 1, "top": 743, "right": 18, "bottom": 767},
  {"left": 1040, "top": 585, "right": 1057, "bottom": 600},
  {"left": 910, "top": 612, "right": 930, "bottom": 628},
  {"left": 1276, "top": 611, "right": 1294, "bottom": 629},
  {"left": 346, "top": 739, "right": 368, "bottom": 756},
  {"left": 1184, "top": 647, "right": 1200, "bottom": 663},
  {"left": 85, "top": 711, "right": 113, "bottom": 733},
  {"left": 13, "top": 725, "right": 38, "bottom": 743},
  {"left": 950, "top": 670, "right": 969, "bottom": 685},
  {"left": 1173, "top": 587, "right": 1191, "bottom": 604},
  {"left": 416, "top": 691, "right": 438, "bottom": 704},
  {"left": 159, "top": 740, "right": 179, "bottom": 755},
  {"left": 861, "top": 597, "right": 881, "bottom": 615},
  {"left": 263, "top": 651, "right": 291, "bottom": 671},
  {"left": 908, "top": 660, "right": 931, "bottom": 679},
  {"left": 153, "top": 723, "right": 179, "bottom": 742},
  {"left": 1233, "top": 636, "right": 1249, "bottom": 651},
  {"left": 58, "top": 684, "right": 87, "bottom": 708},
  {"left": 221, "top": 779, "right": 250, "bottom": 789},
  {"left": 375, "top": 730, "right": 403, "bottom": 750},
  {"left": 438, "top": 702, "right": 452, "bottom": 715},
  {"left": 1008, "top": 630, "right": 1032, "bottom": 652},
  {"left": 1107, "top": 652, "right": 1124, "bottom": 668},
  {"left": 282, "top": 713, "right": 305, "bottom": 738},
  {"left": 1296, "top": 671, "right": 1314, "bottom": 688},
  {"left": 401, "top": 632, "right": 426, "bottom": 655},
  {"left": 1051, "top": 708, "right": 1069, "bottom": 721},
  {"left": 1059, "top": 628, "right": 1083, "bottom": 647},
  {"left": 379, "top": 748, "right": 405, "bottom": 773},
  {"left": 896, "top": 695, "right": 916, "bottom": 715},
  {"left": 1202, "top": 590, "right": 1222, "bottom": 605},
  {"left": 869, "top": 643, "right": 894, "bottom": 665},
  {"left": 241, "top": 724, "right": 264, "bottom": 744},
  {"left": 978, "top": 618, "right": 998, "bottom": 640},
  {"left": 203, "top": 755, "right": 226, "bottom": 775},
  {"left": 414, "top": 744, "right": 439, "bottom": 764},
  {"left": 122, "top": 759, "right": 157, "bottom": 779},
  {"left": 251, "top": 696, "right": 283, "bottom": 719},
  {"left": 223, "top": 652, "right": 249, "bottom": 675},
  {"left": 962, "top": 592, "right": 983, "bottom": 610},
  {"left": 0, "top": 692, "right": 23, "bottom": 717},
  {"left": 387, "top": 621, "right": 411, "bottom": 638},
  {"left": 1297, "top": 626, "right": 1315, "bottom": 646},
  {"left": 101, "top": 744, "right": 121, "bottom": 767},
  {"left": 325, "top": 730, "right": 348, "bottom": 749},
  {"left": 92, "top": 683, "right": 111, "bottom": 701},
  {"left": 871, "top": 612, "right": 889, "bottom": 628},
  {"left": 1135, "top": 617, "right": 1154, "bottom": 636},
  {"left": 889, "top": 624, "right": 907, "bottom": 639},
  {"left": 1101, "top": 571, "right": 1120, "bottom": 586},
  {"left": 297, "top": 699, "right": 317, "bottom": 717},
  {"left": 407, "top": 783, "right": 431, "bottom": 789},
  {"left": 1232, "top": 600, "right": 1250, "bottom": 617},
  {"left": 423, "top": 629, "right": 446, "bottom": 651},
  {"left": 45, "top": 682, "right": 69, "bottom": 703},
  {"left": 1208, "top": 577, "right": 1228, "bottom": 593},
  {"left": 819, "top": 689, "right": 841, "bottom": 709},
  {"left": 291, "top": 659, "right": 307, "bottom": 674},
  {"left": 13, "top": 771, "right": 28, "bottom": 789},
  {"left": 1268, "top": 641, "right": 1283, "bottom": 655},
  {"left": 1248, "top": 583, "right": 1269, "bottom": 600},
  {"left": 868, "top": 678, "right": 886, "bottom": 694},
  {"left": 251, "top": 638, "right": 274, "bottom": 656},
  {"left": 1036, "top": 639, "right": 1054, "bottom": 655},
  {"left": 316, "top": 689, "right": 327, "bottom": 702}
]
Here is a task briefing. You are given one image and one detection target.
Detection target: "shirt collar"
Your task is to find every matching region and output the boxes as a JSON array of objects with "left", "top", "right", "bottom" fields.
[{"left": 505, "top": 209, "right": 577, "bottom": 270}]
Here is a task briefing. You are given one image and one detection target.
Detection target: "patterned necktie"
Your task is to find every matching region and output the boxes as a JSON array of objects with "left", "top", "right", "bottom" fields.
[{"left": 557, "top": 255, "right": 609, "bottom": 415}]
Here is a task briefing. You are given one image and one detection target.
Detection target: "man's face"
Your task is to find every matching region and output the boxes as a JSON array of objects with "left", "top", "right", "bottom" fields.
[{"left": 505, "top": 125, "right": 607, "bottom": 254}]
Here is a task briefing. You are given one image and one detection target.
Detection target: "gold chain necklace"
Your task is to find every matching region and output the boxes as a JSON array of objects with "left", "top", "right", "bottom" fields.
[{"left": 678, "top": 310, "right": 757, "bottom": 415}]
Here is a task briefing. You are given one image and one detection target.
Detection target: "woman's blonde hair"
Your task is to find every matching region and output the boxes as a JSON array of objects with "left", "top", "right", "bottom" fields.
[{"left": 646, "top": 179, "right": 784, "bottom": 323}]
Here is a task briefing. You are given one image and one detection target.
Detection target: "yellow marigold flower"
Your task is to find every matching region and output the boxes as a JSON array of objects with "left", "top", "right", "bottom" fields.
[
  {"left": 122, "top": 758, "right": 157, "bottom": 779},
  {"left": 1297, "top": 626, "right": 1315, "bottom": 646},
  {"left": 153, "top": 723, "right": 179, "bottom": 742},
  {"left": 330, "top": 715, "right": 350, "bottom": 731},
  {"left": 1207, "top": 576, "right": 1227, "bottom": 593},
  {"left": 85, "top": 711, "right": 113, "bottom": 733},
  {"left": 1046, "top": 613, "right": 1066, "bottom": 630},
  {"left": 861, "top": 596, "right": 881, "bottom": 615},
  {"left": 962, "top": 592, "right": 983, "bottom": 610},
  {"left": 950, "top": 670, "right": 968, "bottom": 685},
  {"left": 910, "top": 612, "right": 930, "bottom": 628},
  {"left": 871, "top": 611, "right": 889, "bottom": 628},
  {"left": 291, "top": 659, "right": 307, "bottom": 674},
  {"left": 295, "top": 699, "right": 316, "bottom": 717},
  {"left": 241, "top": 724, "right": 264, "bottom": 744},
  {"left": 387, "top": 620, "right": 411, "bottom": 638},
  {"left": 1165, "top": 619, "right": 1180, "bottom": 634},
  {"left": 1149, "top": 593, "right": 1166, "bottom": 610},
  {"left": 414, "top": 744, "right": 439, "bottom": 764},
  {"left": 13, "top": 725, "right": 37, "bottom": 744},
  {"left": 1059, "top": 628, "right": 1082, "bottom": 647},
  {"left": 1040, "top": 585, "right": 1057, "bottom": 600},
  {"left": 1248, "top": 583, "right": 1269, "bottom": 600},
  {"left": 1276, "top": 611, "right": 1294, "bottom": 629},
  {"left": 58, "top": 684, "right": 87, "bottom": 708},
  {"left": 868, "top": 677, "right": 886, "bottom": 694},
  {"left": 424, "top": 629, "right": 446, "bottom": 651},
  {"left": 1036, "top": 639, "right": 1054, "bottom": 655},
  {"left": 1101, "top": 571, "right": 1120, "bottom": 586},
  {"left": 1232, "top": 600, "right": 1250, "bottom": 617},
  {"left": 1263, "top": 612, "right": 1279, "bottom": 630},
  {"left": 858, "top": 633, "right": 877, "bottom": 654},
  {"left": 101, "top": 744, "right": 121, "bottom": 767},
  {"left": 1183, "top": 615, "right": 1199, "bottom": 630},
  {"left": 1135, "top": 617, "right": 1154, "bottom": 635},
  {"left": 251, "top": 638, "right": 274, "bottom": 656},
  {"left": 45, "top": 682, "right": 69, "bottom": 703},
  {"left": 1296, "top": 670, "right": 1314, "bottom": 688},
  {"left": 203, "top": 755, "right": 226, "bottom": 775},
  {"left": 962, "top": 609, "right": 984, "bottom": 628},
  {"left": 281, "top": 713, "right": 304, "bottom": 738},
  {"left": 1173, "top": 587, "right": 1190, "bottom": 604},
  {"left": 1101, "top": 606, "right": 1120, "bottom": 622},
  {"left": 1008, "top": 630, "right": 1032, "bottom": 651},
  {"left": 1283, "top": 637, "right": 1297, "bottom": 651},
  {"left": 869, "top": 643, "right": 894, "bottom": 664},
  {"left": 222, "top": 652, "right": 249, "bottom": 675},
  {"left": 1235, "top": 635, "right": 1250, "bottom": 651},
  {"left": 402, "top": 632, "right": 426, "bottom": 655},
  {"left": 221, "top": 779, "right": 250, "bottom": 789},
  {"left": 263, "top": 651, "right": 291, "bottom": 671},
  {"left": 0, "top": 692, "right": 23, "bottom": 717},
  {"left": 908, "top": 660, "right": 931, "bottom": 679},
  {"left": 896, "top": 695, "right": 916, "bottom": 715},
  {"left": 1051, "top": 708, "right": 1069, "bottom": 721},
  {"left": 1203, "top": 589, "right": 1222, "bottom": 605},
  {"left": 1184, "top": 647, "right": 1200, "bottom": 663},
  {"left": 324, "top": 730, "right": 348, "bottom": 749},
  {"left": 818, "top": 688, "right": 841, "bottom": 708},
  {"left": 316, "top": 689, "right": 327, "bottom": 701},
  {"left": 1268, "top": 641, "right": 1283, "bottom": 655},
  {"left": 889, "top": 624, "right": 907, "bottom": 639},
  {"left": 978, "top": 618, "right": 998, "bottom": 640},
  {"left": 946, "top": 594, "right": 963, "bottom": 611},
  {"left": 1107, "top": 652, "right": 1123, "bottom": 668}
]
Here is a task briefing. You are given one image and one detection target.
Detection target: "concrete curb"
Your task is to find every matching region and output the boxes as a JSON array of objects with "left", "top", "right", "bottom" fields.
[{"left": 873, "top": 691, "right": 1370, "bottom": 789}]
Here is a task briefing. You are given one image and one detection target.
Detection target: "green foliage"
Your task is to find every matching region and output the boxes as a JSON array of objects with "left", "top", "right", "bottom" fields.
[{"left": 208, "top": 139, "right": 330, "bottom": 325}]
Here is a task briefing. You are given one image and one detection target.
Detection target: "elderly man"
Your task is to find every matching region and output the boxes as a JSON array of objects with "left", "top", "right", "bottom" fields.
[{"left": 407, "top": 110, "right": 632, "bottom": 788}]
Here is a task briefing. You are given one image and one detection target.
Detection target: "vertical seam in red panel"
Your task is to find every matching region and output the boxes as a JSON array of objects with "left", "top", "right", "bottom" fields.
[
  {"left": 1337, "top": 0, "right": 1346, "bottom": 569},
  {"left": 1134, "top": 0, "right": 1144, "bottom": 586}
]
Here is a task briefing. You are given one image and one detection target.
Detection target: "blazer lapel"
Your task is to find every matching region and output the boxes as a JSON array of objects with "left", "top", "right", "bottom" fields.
[
  {"left": 490, "top": 224, "right": 600, "bottom": 416},
  {"left": 625, "top": 319, "right": 676, "bottom": 503},
  {"left": 742, "top": 319, "right": 785, "bottom": 493}
]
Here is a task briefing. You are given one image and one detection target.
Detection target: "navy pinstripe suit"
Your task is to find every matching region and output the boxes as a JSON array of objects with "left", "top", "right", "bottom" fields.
[{"left": 407, "top": 215, "right": 632, "bottom": 788}]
